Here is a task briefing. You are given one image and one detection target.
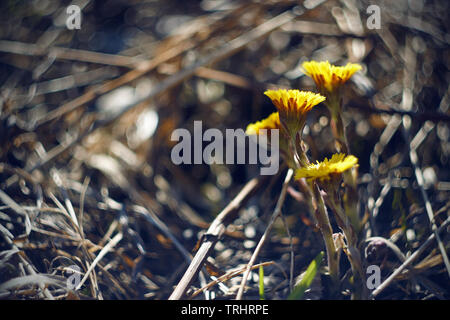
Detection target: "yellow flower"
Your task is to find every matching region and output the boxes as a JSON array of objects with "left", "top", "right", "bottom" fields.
[
  {"left": 246, "top": 112, "right": 280, "bottom": 135},
  {"left": 302, "top": 61, "right": 361, "bottom": 93},
  {"left": 264, "top": 89, "right": 325, "bottom": 138},
  {"left": 246, "top": 112, "right": 290, "bottom": 158},
  {"left": 295, "top": 153, "right": 358, "bottom": 182}
]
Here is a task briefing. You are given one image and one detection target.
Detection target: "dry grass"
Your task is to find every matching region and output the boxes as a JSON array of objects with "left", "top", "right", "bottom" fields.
[{"left": 0, "top": 0, "right": 449, "bottom": 300}]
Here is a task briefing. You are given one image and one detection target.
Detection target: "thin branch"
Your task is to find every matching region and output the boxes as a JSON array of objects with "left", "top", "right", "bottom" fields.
[
  {"left": 235, "top": 168, "right": 293, "bottom": 300},
  {"left": 371, "top": 217, "right": 450, "bottom": 298},
  {"left": 75, "top": 232, "right": 123, "bottom": 291},
  {"left": 169, "top": 176, "right": 263, "bottom": 300}
]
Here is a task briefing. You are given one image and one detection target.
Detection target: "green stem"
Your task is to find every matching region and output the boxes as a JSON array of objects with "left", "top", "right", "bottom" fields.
[
  {"left": 310, "top": 182, "right": 340, "bottom": 286},
  {"left": 291, "top": 135, "right": 309, "bottom": 168},
  {"left": 330, "top": 107, "right": 349, "bottom": 155},
  {"left": 327, "top": 94, "right": 350, "bottom": 155},
  {"left": 328, "top": 191, "right": 366, "bottom": 299},
  {"left": 342, "top": 170, "right": 361, "bottom": 235}
]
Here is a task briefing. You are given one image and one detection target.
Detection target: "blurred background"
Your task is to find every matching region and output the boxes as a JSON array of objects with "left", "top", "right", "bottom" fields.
[{"left": 0, "top": 0, "right": 449, "bottom": 299}]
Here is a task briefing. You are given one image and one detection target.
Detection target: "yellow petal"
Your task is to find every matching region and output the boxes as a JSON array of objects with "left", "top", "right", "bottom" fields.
[
  {"left": 295, "top": 153, "right": 358, "bottom": 182},
  {"left": 246, "top": 112, "right": 280, "bottom": 135},
  {"left": 302, "top": 61, "right": 362, "bottom": 92}
]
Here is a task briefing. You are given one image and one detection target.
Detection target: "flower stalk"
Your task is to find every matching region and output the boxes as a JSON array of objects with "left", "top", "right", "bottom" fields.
[
  {"left": 328, "top": 96, "right": 349, "bottom": 154},
  {"left": 295, "top": 153, "right": 363, "bottom": 297},
  {"left": 326, "top": 182, "right": 366, "bottom": 299},
  {"left": 309, "top": 181, "right": 340, "bottom": 284}
]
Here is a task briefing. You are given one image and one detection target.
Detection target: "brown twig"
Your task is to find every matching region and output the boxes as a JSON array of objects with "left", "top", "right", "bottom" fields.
[
  {"left": 169, "top": 176, "right": 263, "bottom": 300},
  {"left": 235, "top": 169, "right": 293, "bottom": 300},
  {"left": 371, "top": 217, "right": 450, "bottom": 298}
]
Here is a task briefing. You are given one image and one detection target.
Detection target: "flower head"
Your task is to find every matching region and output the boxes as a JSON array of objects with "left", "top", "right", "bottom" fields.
[
  {"left": 295, "top": 153, "right": 358, "bottom": 182},
  {"left": 302, "top": 61, "right": 361, "bottom": 93},
  {"left": 264, "top": 89, "right": 325, "bottom": 138},
  {"left": 246, "top": 112, "right": 291, "bottom": 161},
  {"left": 246, "top": 112, "right": 280, "bottom": 135}
]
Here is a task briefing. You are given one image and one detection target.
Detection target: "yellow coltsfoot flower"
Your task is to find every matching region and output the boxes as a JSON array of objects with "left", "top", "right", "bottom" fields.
[
  {"left": 245, "top": 112, "right": 281, "bottom": 135},
  {"left": 295, "top": 153, "right": 358, "bottom": 182},
  {"left": 246, "top": 112, "right": 292, "bottom": 165},
  {"left": 264, "top": 89, "right": 325, "bottom": 139},
  {"left": 302, "top": 60, "right": 361, "bottom": 94},
  {"left": 302, "top": 61, "right": 361, "bottom": 154}
]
